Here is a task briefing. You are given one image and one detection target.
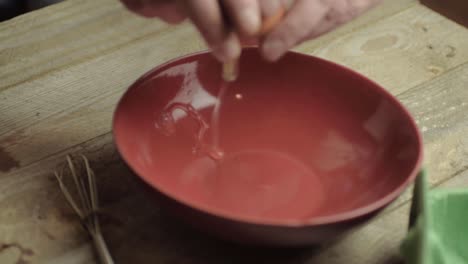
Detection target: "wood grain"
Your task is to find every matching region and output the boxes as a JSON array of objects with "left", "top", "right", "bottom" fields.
[
  {"left": 1, "top": 53, "right": 467, "bottom": 264},
  {"left": 1, "top": 0, "right": 468, "bottom": 263},
  {"left": 307, "top": 4, "right": 468, "bottom": 94}
]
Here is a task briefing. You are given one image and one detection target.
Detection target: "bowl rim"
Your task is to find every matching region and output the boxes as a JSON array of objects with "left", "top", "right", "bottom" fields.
[{"left": 112, "top": 47, "right": 424, "bottom": 227}]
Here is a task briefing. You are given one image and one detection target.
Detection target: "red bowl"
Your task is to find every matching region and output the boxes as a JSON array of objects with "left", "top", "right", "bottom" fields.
[{"left": 113, "top": 48, "right": 423, "bottom": 246}]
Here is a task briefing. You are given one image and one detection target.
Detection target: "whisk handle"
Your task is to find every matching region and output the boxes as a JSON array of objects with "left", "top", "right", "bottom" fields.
[{"left": 92, "top": 232, "right": 115, "bottom": 264}]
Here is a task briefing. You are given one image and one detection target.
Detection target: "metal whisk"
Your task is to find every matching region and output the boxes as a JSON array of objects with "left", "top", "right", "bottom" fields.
[{"left": 54, "top": 155, "right": 114, "bottom": 264}]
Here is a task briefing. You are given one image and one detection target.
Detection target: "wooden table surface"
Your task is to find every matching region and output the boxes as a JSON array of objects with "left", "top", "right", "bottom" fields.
[{"left": 1, "top": 0, "right": 467, "bottom": 263}]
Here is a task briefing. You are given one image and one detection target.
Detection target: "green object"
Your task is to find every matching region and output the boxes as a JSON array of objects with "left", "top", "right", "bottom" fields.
[{"left": 401, "top": 170, "right": 468, "bottom": 264}]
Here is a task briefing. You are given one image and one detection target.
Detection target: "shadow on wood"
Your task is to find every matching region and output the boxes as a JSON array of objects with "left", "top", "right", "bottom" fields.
[
  {"left": 80, "top": 149, "right": 321, "bottom": 264},
  {"left": 383, "top": 255, "right": 404, "bottom": 264}
]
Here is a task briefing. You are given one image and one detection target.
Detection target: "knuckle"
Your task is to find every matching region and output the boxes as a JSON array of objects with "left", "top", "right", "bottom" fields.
[
  {"left": 324, "top": 0, "right": 359, "bottom": 24},
  {"left": 275, "top": 20, "right": 305, "bottom": 47}
]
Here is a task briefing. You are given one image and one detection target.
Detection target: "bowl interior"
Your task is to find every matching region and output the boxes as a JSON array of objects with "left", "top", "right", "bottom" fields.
[{"left": 113, "top": 48, "right": 422, "bottom": 225}]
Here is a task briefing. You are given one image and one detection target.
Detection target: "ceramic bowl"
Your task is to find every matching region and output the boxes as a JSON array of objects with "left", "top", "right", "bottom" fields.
[{"left": 113, "top": 48, "right": 423, "bottom": 246}]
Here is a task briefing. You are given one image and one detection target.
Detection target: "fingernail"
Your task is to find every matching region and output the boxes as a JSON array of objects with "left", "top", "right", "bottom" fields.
[
  {"left": 225, "top": 34, "right": 241, "bottom": 60},
  {"left": 212, "top": 34, "right": 241, "bottom": 62},
  {"left": 212, "top": 47, "right": 227, "bottom": 62},
  {"left": 262, "top": 38, "right": 285, "bottom": 61},
  {"left": 239, "top": 9, "right": 261, "bottom": 35},
  {"left": 262, "top": 0, "right": 281, "bottom": 18}
]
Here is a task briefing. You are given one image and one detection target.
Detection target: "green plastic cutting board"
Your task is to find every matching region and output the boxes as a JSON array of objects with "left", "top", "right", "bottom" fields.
[{"left": 401, "top": 170, "right": 468, "bottom": 264}]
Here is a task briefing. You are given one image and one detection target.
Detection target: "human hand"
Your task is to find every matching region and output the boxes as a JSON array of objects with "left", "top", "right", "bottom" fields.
[
  {"left": 120, "top": 0, "right": 383, "bottom": 62},
  {"left": 121, "top": 0, "right": 267, "bottom": 63},
  {"left": 262, "top": 0, "right": 384, "bottom": 61}
]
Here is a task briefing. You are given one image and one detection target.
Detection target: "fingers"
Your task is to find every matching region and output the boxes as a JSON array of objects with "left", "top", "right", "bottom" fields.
[
  {"left": 216, "top": 32, "right": 242, "bottom": 63},
  {"left": 235, "top": 0, "right": 284, "bottom": 47},
  {"left": 258, "top": 0, "right": 285, "bottom": 35},
  {"left": 260, "top": 0, "right": 385, "bottom": 61},
  {"left": 150, "top": 1, "right": 186, "bottom": 24},
  {"left": 121, "top": 0, "right": 186, "bottom": 24},
  {"left": 221, "top": 0, "right": 261, "bottom": 36},
  {"left": 182, "top": 0, "right": 241, "bottom": 62},
  {"left": 261, "top": 0, "right": 329, "bottom": 61},
  {"left": 121, "top": 0, "right": 385, "bottom": 64},
  {"left": 153, "top": 1, "right": 187, "bottom": 24},
  {"left": 259, "top": 0, "right": 283, "bottom": 19}
]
